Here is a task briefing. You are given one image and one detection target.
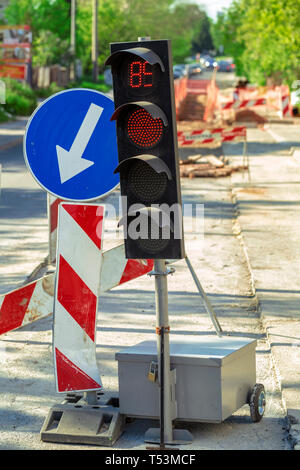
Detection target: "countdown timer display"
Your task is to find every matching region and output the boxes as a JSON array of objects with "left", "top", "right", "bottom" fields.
[
  {"left": 128, "top": 60, "right": 153, "bottom": 88},
  {"left": 122, "top": 58, "right": 161, "bottom": 98}
]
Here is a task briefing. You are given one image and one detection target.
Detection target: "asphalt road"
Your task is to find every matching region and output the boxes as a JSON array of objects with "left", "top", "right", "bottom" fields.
[
  {"left": 0, "top": 118, "right": 292, "bottom": 450},
  {"left": 0, "top": 126, "right": 48, "bottom": 294}
]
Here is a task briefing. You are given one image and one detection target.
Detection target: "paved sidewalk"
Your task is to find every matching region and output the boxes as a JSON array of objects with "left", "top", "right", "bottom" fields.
[{"left": 225, "top": 122, "right": 300, "bottom": 449}]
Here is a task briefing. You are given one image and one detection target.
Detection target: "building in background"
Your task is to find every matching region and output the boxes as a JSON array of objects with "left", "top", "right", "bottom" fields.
[{"left": 0, "top": 25, "right": 32, "bottom": 82}]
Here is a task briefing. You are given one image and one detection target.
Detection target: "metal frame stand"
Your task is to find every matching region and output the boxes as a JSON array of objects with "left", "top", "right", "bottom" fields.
[
  {"left": 184, "top": 255, "right": 223, "bottom": 337},
  {"left": 145, "top": 259, "right": 193, "bottom": 447}
]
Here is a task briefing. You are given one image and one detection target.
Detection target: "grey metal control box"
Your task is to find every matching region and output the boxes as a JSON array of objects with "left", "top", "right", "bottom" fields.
[{"left": 115, "top": 336, "right": 257, "bottom": 423}]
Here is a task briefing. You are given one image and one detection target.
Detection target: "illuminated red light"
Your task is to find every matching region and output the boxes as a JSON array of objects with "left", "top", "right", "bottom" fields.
[
  {"left": 129, "top": 60, "right": 153, "bottom": 88},
  {"left": 127, "top": 109, "right": 163, "bottom": 148}
]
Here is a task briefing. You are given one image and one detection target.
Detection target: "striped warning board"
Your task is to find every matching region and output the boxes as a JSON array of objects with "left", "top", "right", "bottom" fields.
[
  {"left": 53, "top": 202, "right": 104, "bottom": 393},
  {"left": 221, "top": 98, "right": 266, "bottom": 110},
  {"left": 0, "top": 243, "right": 156, "bottom": 336},
  {"left": 0, "top": 278, "right": 53, "bottom": 335},
  {"left": 48, "top": 194, "right": 64, "bottom": 264},
  {"left": 178, "top": 126, "right": 246, "bottom": 146},
  {"left": 281, "top": 95, "right": 291, "bottom": 117}
]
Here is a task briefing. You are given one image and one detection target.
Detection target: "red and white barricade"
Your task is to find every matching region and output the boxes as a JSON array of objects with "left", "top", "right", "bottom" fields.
[
  {"left": 177, "top": 126, "right": 246, "bottom": 146},
  {"left": 174, "top": 76, "right": 188, "bottom": 118},
  {"left": 0, "top": 277, "right": 54, "bottom": 335},
  {"left": 48, "top": 194, "right": 64, "bottom": 264},
  {"left": 280, "top": 94, "right": 291, "bottom": 118},
  {"left": 219, "top": 85, "right": 291, "bottom": 118},
  {"left": 53, "top": 202, "right": 104, "bottom": 393},
  {"left": 0, "top": 243, "right": 155, "bottom": 336},
  {"left": 221, "top": 97, "right": 266, "bottom": 110}
]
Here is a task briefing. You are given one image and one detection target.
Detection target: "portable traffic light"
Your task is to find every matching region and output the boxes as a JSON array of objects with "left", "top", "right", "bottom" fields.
[{"left": 105, "top": 39, "right": 184, "bottom": 259}]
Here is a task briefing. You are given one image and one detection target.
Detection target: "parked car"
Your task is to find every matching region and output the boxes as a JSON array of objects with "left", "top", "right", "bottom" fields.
[
  {"left": 187, "top": 63, "right": 202, "bottom": 76},
  {"left": 216, "top": 60, "right": 231, "bottom": 72},
  {"left": 217, "top": 60, "right": 236, "bottom": 73},
  {"left": 173, "top": 69, "right": 182, "bottom": 79},
  {"left": 173, "top": 64, "right": 187, "bottom": 79},
  {"left": 200, "top": 56, "right": 218, "bottom": 69}
]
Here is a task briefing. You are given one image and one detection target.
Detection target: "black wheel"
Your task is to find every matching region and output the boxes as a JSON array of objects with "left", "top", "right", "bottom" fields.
[{"left": 249, "top": 383, "right": 266, "bottom": 422}]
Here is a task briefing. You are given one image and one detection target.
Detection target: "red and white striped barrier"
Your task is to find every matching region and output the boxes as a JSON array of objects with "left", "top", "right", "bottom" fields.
[
  {"left": 280, "top": 95, "right": 291, "bottom": 117},
  {"left": 48, "top": 194, "right": 64, "bottom": 264},
  {"left": 203, "top": 76, "right": 219, "bottom": 122},
  {"left": 174, "top": 76, "right": 188, "bottom": 118},
  {"left": 0, "top": 277, "right": 54, "bottom": 336},
  {"left": 221, "top": 98, "right": 266, "bottom": 110},
  {"left": 178, "top": 126, "right": 246, "bottom": 146},
  {"left": 99, "top": 244, "right": 154, "bottom": 293},
  {"left": 53, "top": 202, "right": 104, "bottom": 393},
  {"left": 0, "top": 243, "right": 155, "bottom": 337},
  {"left": 219, "top": 85, "right": 292, "bottom": 119},
  {"left": 178, "top": 128, "right": 223, "bottom": 140}
]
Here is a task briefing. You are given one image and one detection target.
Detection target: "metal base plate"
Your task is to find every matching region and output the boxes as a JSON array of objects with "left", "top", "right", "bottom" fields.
[
  {"left": 144, "top": 427, "right": 193, "bottom": 445},
  {"left": 40, "top": 401, "right": 125, "bottom": 447}
]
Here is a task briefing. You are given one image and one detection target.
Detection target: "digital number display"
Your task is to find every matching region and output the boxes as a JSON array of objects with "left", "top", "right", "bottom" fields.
[{"left": 128, "top": 60, "right": 153, "bottom": 88}]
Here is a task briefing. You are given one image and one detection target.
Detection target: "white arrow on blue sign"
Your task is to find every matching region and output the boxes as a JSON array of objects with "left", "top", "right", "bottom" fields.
[{"left": 24, "top": 88, "right": 120, "bottom": 201}]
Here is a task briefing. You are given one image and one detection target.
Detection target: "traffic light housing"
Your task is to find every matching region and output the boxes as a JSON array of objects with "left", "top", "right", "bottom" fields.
[{"left": 105, "top": 39, "right": 184, "bottom": 259}]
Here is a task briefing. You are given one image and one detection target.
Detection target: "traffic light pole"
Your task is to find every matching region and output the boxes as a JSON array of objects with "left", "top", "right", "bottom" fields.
[
  {"left": 145, "top": 260, "right": 193, "bottom": 447},
  {"left": 154, "top": 259, "right": 172, "bottom": 444}
]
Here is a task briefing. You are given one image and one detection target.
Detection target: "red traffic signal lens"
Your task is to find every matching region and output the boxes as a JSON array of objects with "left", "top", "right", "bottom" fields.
[{"left": 127, "top": 108, "right": 163, "bottom": 148}]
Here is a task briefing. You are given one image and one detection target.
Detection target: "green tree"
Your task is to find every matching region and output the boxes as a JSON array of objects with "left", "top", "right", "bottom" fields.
[
  {"left": 5, "top": 0, "right": 71, "bottom": 38},
  {"left": 34, "top": 30, "right": 71, "bottom": 66},
  {"left": 5, "top": 0, "right": 72, "bottom": 66},
  {"left": 4, "top": 0, "right": 214, "bottom": 72},
  {"left": 211, "top": 0, "right": 300, "bottom": 86},
  {"left": 191, "top": 14, "right": 214, "bottom": 53},
  {"left": 210, "top": 1, "right": 246, "bottom": 76},
  {"left": 238, "top": 0, "right": 300, "bottom": 85}
]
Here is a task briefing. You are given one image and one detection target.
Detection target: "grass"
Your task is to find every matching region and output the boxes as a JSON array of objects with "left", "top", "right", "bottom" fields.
[{"left": 1, "top": 78, "right": 37, "bottom": 117}]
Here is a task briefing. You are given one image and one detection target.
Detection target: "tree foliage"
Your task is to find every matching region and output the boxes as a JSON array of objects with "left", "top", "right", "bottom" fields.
[
  {"left": 4, "top": 0, "right": 213, "bottom": 70},
  {"left": 211, "top": 0, "right": 300, "bottom": 86},
  {"left": 191, "top": 14, "right": 214, "bottom": 53}
]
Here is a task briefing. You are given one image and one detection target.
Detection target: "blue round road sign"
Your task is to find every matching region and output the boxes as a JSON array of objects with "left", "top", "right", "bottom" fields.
[{"left": 24, "top": 88, "right": 120, "bottom": 201}]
